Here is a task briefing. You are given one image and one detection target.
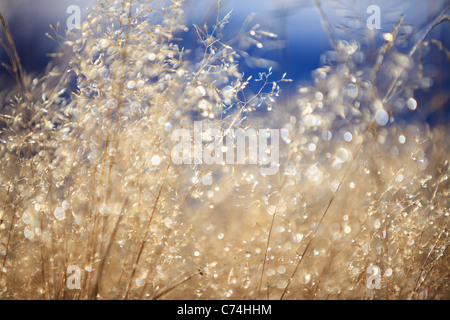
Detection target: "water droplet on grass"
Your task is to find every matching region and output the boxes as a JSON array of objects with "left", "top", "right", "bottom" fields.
[
  {"left": 151, "top": 155, "right": 161, "bottom": 166},
  {"left": 407, "top": 98, "right": 417, "bottom": 110},
  {"left": 54, "top": 207, "right": 65, "bottom": 220},
  {"left": 375, "top": 109, "right": 389, "bottom": 126},
  {"left": 24, "top": 226, "right": 34, "bottom": 240}
]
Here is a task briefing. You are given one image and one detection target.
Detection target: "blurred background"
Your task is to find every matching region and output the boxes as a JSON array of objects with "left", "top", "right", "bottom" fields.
[{"left": 0, "top": 0, "right": 448, "bottom": 124}]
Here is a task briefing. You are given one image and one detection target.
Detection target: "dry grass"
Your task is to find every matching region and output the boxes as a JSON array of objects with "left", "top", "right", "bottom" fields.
[{"left": 0, "top": 0, "right": 448, "bottom": 300}]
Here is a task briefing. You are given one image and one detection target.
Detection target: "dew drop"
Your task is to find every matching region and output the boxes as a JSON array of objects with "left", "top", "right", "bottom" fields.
[
  {"left": 127, "top": 81, "right": 136, "bottom": 90},
  {"left": 267, "top": 205, "right": 276, "bottom": 216},
  {"left": 62, "top": 200, "right": 70, "bottom": 210},
  {"left": 22, "top": 211, "right": 31, "bottom": 224},
  {"left": 344, "top": 132, "right": 353, "bottom": 142},
  {"left": 315, "top": 92, "right": 324, "bottom": 101},
  {"left": 54, "top": 207, "right": 65, "bottom": 221},
  {"left": 151, "top": 155, "right": 161, "bottom": 166},
  {"left": 407, "top": 98, "right": 417, "bottom": 110},
  {"left": 277, "top": 266, "right": 286, "bottom": 274},
  {"left": 304, "top": 274, "right": 311, "bottom": 284},
  {"left": 383, "top": 33, "right": 393, "bottom": 42},
  {"left": 336, "top": 148, "right": 349, "bottom": 163},
  {"left": 329, "top": 223, "right": 340, "bottom": 235},
  {"left": 108, "top": 148, "right": 117, "bottom": 156},
  {"left": 198, "top": 99, "right": 210, "bottom": 110},
  {"left": 196, "top": 86, "right": 206, "bottom": 97},
  {"left": 375, "top": 109, "right": 389, "bottom": 126},
  {"left": 322, "top": 130, "right": 332, "bottom": 141},
  {"left": 135, "top": 278, "right": 145, "bottom": 287},
  {"left": 24, "top": 226, "right": 34, "bottom": 240}
]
